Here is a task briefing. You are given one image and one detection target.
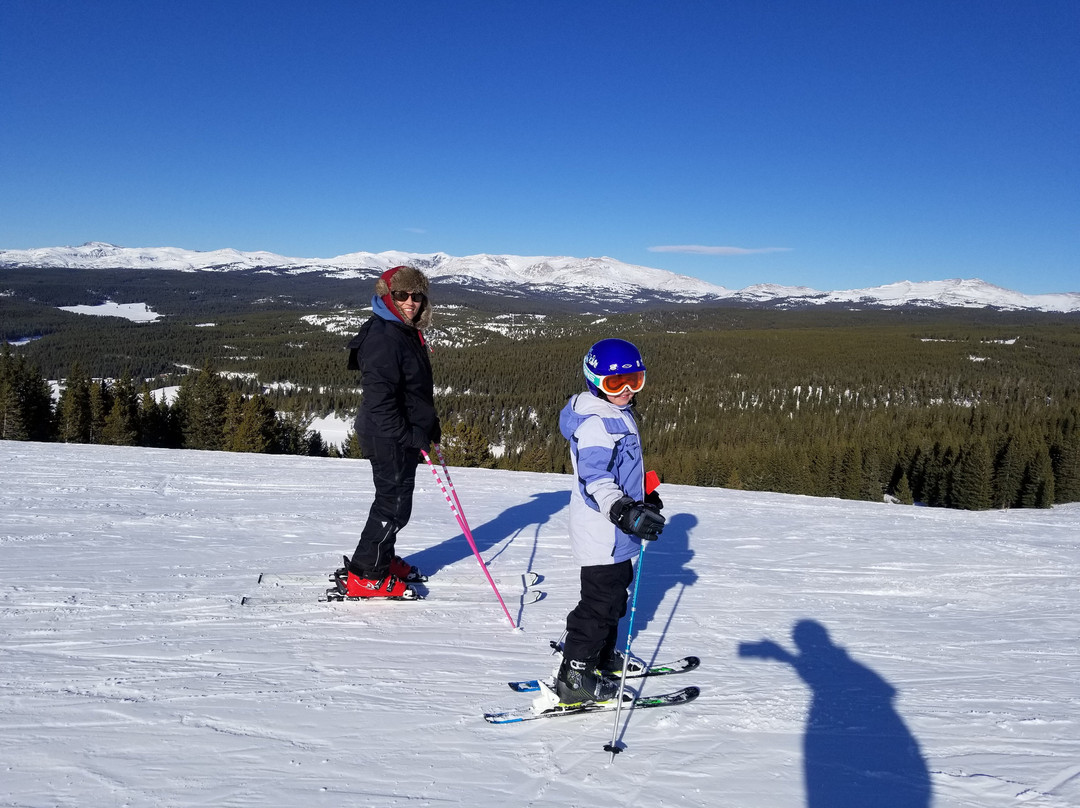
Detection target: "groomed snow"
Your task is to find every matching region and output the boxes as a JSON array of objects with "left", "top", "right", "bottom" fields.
[{"left": 2, "top": 440, "right": 1080, "bottom": 807}]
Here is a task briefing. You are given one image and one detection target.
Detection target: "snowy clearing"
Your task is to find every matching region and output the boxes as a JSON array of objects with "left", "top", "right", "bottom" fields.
[{"left": 56, "top": 301, "right": 162, "bottom": 322}]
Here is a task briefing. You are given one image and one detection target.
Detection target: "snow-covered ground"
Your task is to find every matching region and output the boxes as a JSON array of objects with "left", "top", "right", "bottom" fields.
[{"left": 2, "top": 440, "right": 1080, "bottom": 807}]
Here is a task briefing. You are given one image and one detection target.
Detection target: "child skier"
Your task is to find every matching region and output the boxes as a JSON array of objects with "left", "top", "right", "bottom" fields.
[{"left": 555, "top": 338, "right": 665, "bottom": 705}]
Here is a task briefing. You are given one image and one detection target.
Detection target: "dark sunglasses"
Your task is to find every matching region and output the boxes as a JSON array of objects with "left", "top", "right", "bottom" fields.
[{"left": 391, "top": 290, "right": 426, "bottom": 303}]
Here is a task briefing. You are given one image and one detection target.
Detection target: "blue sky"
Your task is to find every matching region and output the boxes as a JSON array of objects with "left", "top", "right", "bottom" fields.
[{"left": 2, "top": 1, "right": 1077, "bottom": 294}]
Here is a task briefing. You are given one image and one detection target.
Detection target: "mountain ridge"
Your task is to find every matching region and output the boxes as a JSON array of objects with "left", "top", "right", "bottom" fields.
[{"left": 2, "top": 241, "right": 1078, "bottom": 313}]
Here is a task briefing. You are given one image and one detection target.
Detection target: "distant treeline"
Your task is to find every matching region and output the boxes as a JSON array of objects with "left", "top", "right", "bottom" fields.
[
  {"left": 4, "top": 301, "right": 1080, "bottom": 510},
  {"left": 432, "top": 314, "right": 1080, "bottom": 511},
  {"left": 0, "top": 351, "right": 336, "bottom": 458}
]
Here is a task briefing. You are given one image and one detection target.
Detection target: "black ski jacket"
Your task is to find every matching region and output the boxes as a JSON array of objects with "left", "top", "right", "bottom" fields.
[{"left": 347, "top": 311, "right": 440, "bottom": 448}]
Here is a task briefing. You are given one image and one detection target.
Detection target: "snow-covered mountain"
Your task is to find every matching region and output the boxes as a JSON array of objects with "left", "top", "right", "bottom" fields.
[{"left": 3, "top": 242, "right": 1079, "bottom": 312}]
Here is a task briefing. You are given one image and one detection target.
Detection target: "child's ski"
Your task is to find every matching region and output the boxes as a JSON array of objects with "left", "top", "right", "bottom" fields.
[
  {"left": 484, "top": 685, "right": 699, "bottom": 724},
  {"left": 507, "top": 655, "right": 700, "bottom": 693}
]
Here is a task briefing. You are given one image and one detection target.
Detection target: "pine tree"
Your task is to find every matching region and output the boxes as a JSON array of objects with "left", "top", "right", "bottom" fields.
[
  {"left": 138, "top": 386, "right": 173, "bottom": 448},
  {"left": 953, "top": 441, "right": 993, "bottom": 510},
  {"left": 342, "top": 430, "right": 363, "bottom": 459},
  {"left": 175, "top": 364, "right": 228, "bottom": 450},
  {"left": 440, "top": 419, "right": 493, "bottom": 468},
  {"left": 992, "top": 435, "right": 1027, "bottom": 509},
  {"left": 230, "top": 395, "right": 277, "bottom": 453},
  {"left": 87, "top": 381, "right": 112, "bottom": 444},
  {"left": 57, "top": 367, "right": 92, "bottom": 444},
  {"left": 274, "top": 408, "right": 314, "bottom": 455},
  {"left": 0, "top": 351, "right": 27, "bottom": 439},
  {"left": 894, "top": 472, "right": 914, "bottom": 505},
  {"left": 517, "top": 440, "right": 550, "bottom": 473},
  {"left": 0, "top": 349, "right": 49, "bottom": 440},
  {"left": 923, "top": 443, "right": 955, "bottom": 508},
  {"left": 907, "top": 446, "right": 928, "bottom": 504},
  {"left": 1050, "top": 427, "right": 1080, "bottom": 504},
  {"left": 1019, "top": 448, "right": 1055, "bottom": 509},
  {"left": 806, "top": 445, "right": 834, "bottom": 498},
  {"left": 102, "top": 396, "right": 138, "bottom": 445},
  {"left": 222, "top": 392, "right": 244, "bottom": 449},
  {"left": 306, "top": 430, "right": 329, "bottom": 457},
  {"left": 860, "top": 447, "right": 883, "bottom": 502},
  {"left": 101, "top": 375, "right": 139, "bottom": 446},
  {"left": 836, "top": 445, "right": 863, "bottom": 501}
]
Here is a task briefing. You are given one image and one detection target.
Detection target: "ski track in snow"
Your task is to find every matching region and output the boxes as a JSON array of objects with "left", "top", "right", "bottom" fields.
[{"left": 3, "top": 441, "right": 1080, "bottom": 806}]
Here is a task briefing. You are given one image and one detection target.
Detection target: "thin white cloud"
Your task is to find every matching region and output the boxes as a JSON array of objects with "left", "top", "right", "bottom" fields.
[{"left": 648, "top": 245, "right": 792, "bottom": 256}]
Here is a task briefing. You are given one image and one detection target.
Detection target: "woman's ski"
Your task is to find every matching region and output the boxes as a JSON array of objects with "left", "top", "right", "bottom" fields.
[{"left": 242, "top": 569, "right": 543, "bottom": 606}]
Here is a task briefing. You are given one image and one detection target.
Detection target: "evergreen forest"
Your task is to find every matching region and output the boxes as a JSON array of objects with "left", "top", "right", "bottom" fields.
[{"left": 2, "top": 267, "right": 1079, "bottom": 511}]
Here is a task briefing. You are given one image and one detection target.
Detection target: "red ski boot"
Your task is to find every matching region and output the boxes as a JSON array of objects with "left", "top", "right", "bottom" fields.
[
  {"left": 339, "top": 571, "right": 420, "bottom": 600},
  {"left": 389, "top": 555, "right": 427, "bottom": 583},
  {"left": 332, "top": 555, "right": 426, "bottom": 585}
]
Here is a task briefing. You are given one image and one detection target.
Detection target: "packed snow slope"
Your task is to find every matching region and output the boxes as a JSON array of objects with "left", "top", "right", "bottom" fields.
[{"left": 3, "top": 441, "right": 1080, "bottom": 807}]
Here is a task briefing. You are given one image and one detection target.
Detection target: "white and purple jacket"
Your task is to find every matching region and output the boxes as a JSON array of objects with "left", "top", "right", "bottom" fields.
[{"left": 559, "top": 392, "right": 646, "bottom": 566}]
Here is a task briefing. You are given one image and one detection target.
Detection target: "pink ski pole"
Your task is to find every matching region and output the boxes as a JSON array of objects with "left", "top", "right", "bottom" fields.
[
  {"left": 433, "top": 444, "right": 474, "bottom": 527},
  {"left": 422, "top": 447, "right": 517, "bottom": 630}
]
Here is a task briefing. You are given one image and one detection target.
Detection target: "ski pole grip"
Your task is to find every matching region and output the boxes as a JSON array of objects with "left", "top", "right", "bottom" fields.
[{"left": 645, "top": 470, "right": 660, "bottom": 495}]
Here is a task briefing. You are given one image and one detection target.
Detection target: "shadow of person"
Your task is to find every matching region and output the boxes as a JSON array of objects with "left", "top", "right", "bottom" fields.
[
  {"left": 739, "top": 620, "right": 931, "bottom": 808},
  {"left": 408, "top": 490, "right": 570, "bottom": 577},
  {"left": 616, "top": 512, "right": 699, "bottom": 659}
]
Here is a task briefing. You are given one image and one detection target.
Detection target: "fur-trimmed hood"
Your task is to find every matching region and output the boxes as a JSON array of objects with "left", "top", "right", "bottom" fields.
[{"left": 374, "top": 265, "right": 432, "bottom": 331}]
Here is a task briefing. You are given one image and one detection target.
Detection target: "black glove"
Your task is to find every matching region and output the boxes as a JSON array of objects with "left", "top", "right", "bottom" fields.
[
  {"left": 402, "top": 426, "right": 431, "bottom": 450},
  {"left": 610, "top": 496, "right": 665, "bottom": 540},
  {"left": 644, "top": 489, "right": 663, "bottom": 511}
]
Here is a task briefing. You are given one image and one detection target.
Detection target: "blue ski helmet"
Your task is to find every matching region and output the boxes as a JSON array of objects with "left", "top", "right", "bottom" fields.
[{"left": 583, "top": 338, "right": 646, "bottom": 397}]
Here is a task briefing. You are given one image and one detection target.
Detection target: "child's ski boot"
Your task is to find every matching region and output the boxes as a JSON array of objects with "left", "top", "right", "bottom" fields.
[
  {"left": 554, "top": 658, "right": 618, "bottom": 706},
  {"left": 599, "top": 650, "right": 646, "bottom": 678}
]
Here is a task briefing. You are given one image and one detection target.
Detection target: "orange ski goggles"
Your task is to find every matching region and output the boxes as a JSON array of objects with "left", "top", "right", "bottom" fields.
[{"left": 599, "top": 370, "right": 646, "bottom": 395}]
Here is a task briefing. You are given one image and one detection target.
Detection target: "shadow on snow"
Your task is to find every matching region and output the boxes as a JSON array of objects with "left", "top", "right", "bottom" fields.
[
  {"left": 408, "top": 490, "right": 570, "bottom": 579},
  {"left": 617, "top": 511, "right": 700, "bottom": 661},
  {"left": 739, "top": 619, "right": 932, "bottom": 808}
]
